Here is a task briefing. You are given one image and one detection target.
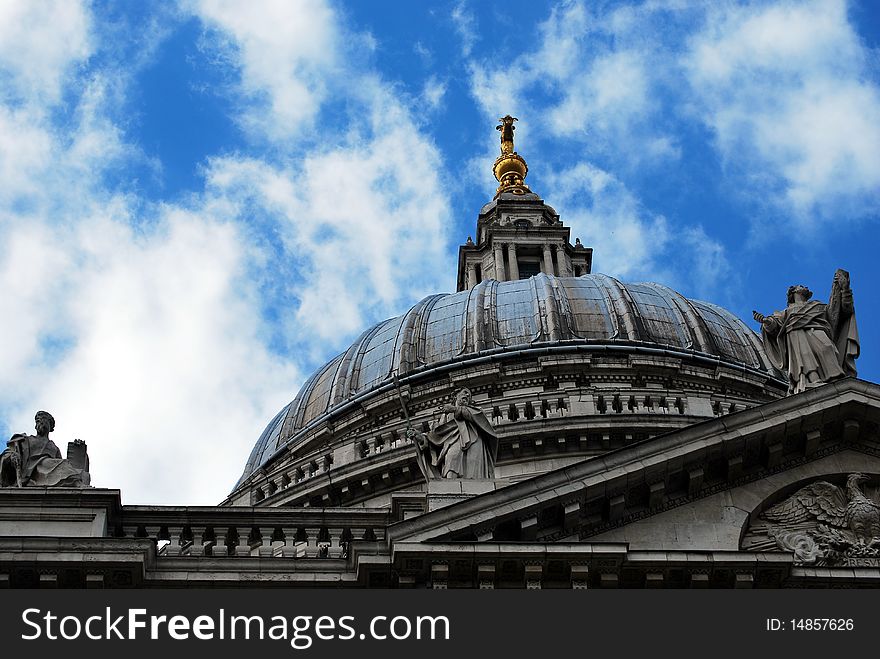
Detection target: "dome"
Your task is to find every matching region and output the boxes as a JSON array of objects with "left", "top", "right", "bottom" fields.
[{"left": 237, "top": 273, "right": 779, "bottom": 487}]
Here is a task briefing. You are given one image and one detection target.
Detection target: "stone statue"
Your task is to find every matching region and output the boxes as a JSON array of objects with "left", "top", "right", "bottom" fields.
[
  {"left": 741, "top": 473, "right": 880, "bottom": 566},
  {"left": 406, "top": 388, "right": 499, "bottom": 480},
  {"left": 0, "top": 411, "right": 91, "bottom": 488},
  {"left": 753, "top": 269, "right": 859, "bottom": 394},
  {"left": 496, "top": 115, "right": 517, "bottom": 155}
]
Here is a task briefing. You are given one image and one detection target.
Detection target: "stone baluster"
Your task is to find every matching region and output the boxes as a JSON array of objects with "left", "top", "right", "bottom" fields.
[
  {"left": 431, "top": 562, "right": 448, "bottom": 589},
  {"left": 189, "top": 526, "right": 208, "bottom": 557},
  {"left": 645, "top": 572, "right": 665, "bottom": 588},
  {"left": 212, "top": 527, "right": 229, "bottom": 557},
  {"left": 689, "top": 570, "right": 710, "bottom": 588},
  {"left": 305, "top": 528, "right": 322, "bottom": 558},
  {"left": 258, "top": 527, "right": 275, "bottom": 558},
  {"left": 164, "top": 526, "right": 185, "bottom": 557},
  {"left": 39, "top": 572, "right": 58, "bottom": 589},
  {"left": 327, "top": 527, "right": 345, "bottom": 558},
  {"left": 477, "top": 564, "right": 495, "bottom": 589},
  {"left": 734, "top": 571, "right": 754, "bottom": 589},
  {"left": 277, "top": 527, "right": 298, "bottom": 558},
  {"left": 524, "top": 562, "right": 543, "bottom": 589},
  {"left": 86, "top": 573, "right": 105, "bottom": 588},
  {"left": 570, "top": 563, "right": 589, "bottom": 589},
  {"left": 234, "top": 527, "right": 253, "bottom": 557},
  {"left": 599, "top": 571, "right": 619, "bottom": 588}
]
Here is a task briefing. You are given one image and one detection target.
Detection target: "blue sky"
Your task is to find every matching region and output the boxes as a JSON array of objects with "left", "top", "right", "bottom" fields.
[{"left": 1, "top": 0, "right": 878, "bottom": 504}]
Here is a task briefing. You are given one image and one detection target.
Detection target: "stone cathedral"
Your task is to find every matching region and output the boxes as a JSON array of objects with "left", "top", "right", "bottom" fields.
[{"left": 1, "top": 117, "right": 877, "bottom": 589}]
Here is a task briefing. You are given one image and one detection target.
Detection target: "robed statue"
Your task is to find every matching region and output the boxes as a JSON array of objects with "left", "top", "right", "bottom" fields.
[
  {"left": 0, "top": 411, "right": 90, "bottom": 487},
  {"left": 753, "top": 269, "right": 859, "bottom": 395},
  {"left": 406, "top": 388, "right": 499, "bottom": 480},
  {"left": 496, "top": 115, "right": 517, "bottom": 155}
]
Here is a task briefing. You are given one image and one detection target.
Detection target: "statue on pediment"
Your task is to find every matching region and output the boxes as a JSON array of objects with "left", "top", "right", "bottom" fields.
[
  {"left": 742, "top": 473, "right": 880, "bottom": 566},
  {"left": 753, "top": 269, "right": 859, "bottom": 394},
  {"left": 406, "top": 388, "right": 499, "bottom": 480},
  {"left": 0, "top": 411, "right": 91, "bottom": 488}
]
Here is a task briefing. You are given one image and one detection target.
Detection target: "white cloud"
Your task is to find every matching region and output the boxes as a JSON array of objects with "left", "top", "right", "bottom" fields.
[
  {"left": 547, "top": 50, "right": 650, "bottom": 143},
  {"left": 188, "top": 3, "right": 454, "bottom": 354},
  {"left": 200, "top": 94, "right": 452, "bottom": 354},
  {"left": 413, "top": 41, "right": 433, "bottom": 66},
  {"left": 547, "top": 162, "right": 670, "bottom": 279},
  {"left": 194, "top": 0, "right": 340, "bottom": 141},
  {"left": 0, "top": 2, "right": 303, "bottom": 504},
  {"left": 0, "top": 0, "right": 462, "bottom": 505},
  {"left": 0, "top": 0, "right": 92, "bottom": 104},
  {"left": 685, "top": 0, "right": 880, "bottom": 225},
  {"left": 545, "top": 161, "right": 733, "bottom": 298},
  {"left": 679, "top": 226, "right": 735, "bottom": 301},
  {"left": 422, "top": 76, "right": 447, "bottom": 111},
  {"left": 6, "top": 211, "right": 300, "bottom": 505},
  {"left": 467, "top": 0, "right": 678, "bottom": 166},
  {"left": 451, "top": 1, "right": 477, "bottom": 57}
]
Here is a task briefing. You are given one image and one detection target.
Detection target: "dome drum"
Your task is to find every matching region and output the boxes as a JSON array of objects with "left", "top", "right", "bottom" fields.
[
  {"left": 227, "top": 273, "right": 786, "bottom": 506},
  {"left": 227, "top": 346, "right": 783, "bottom": 508}
]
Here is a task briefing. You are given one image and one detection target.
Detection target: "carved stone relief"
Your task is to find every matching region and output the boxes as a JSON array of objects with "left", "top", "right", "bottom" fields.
[{"left": 742, "top": 473, "right": 880, "bottom": 566}]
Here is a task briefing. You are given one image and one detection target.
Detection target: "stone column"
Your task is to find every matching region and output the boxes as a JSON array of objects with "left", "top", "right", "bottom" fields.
[
  {"left": 542, "top": 244, "right": 555, "bottom": 276},
  {"left": 493, "top": 242, "right": 506, "bottom": 281},
  {"left": 506, "top": 243, "right": 519, "bottom": 280},
  {"left": 467, "top": 262, "right": 477, "bottom": 289},
  {"left": 556, "top": 245, "right": 572, "bottom": 276}
]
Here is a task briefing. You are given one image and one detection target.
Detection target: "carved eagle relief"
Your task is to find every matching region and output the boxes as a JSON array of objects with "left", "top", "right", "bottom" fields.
[{"left": 742, "top": 474, "right": 880, "bottom": 566}]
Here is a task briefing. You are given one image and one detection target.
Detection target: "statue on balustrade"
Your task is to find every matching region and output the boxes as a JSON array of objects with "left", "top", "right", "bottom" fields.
[
  {"left": 753, "top": 269, "right": 859, "bottom": 395},
  {"left": 0, "top": 411, "right": 91, "bottom": 488},
  {"left": 406, "top": 388, "right": 499, "bottom": 480}
]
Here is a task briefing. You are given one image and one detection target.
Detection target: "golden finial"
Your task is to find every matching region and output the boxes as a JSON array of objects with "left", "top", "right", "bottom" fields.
[{"left": 493, "top": 115, "right": 530, "bottom": 197}]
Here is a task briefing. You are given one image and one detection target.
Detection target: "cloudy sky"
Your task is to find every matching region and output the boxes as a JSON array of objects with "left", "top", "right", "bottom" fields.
[{"left": 1, "top": 0, "right": 878, "bottom": 505}]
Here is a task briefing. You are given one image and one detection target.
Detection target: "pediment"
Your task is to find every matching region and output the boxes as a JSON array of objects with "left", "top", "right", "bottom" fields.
[{"left": 386, "top": 379, "right": 880, "bottom": 548}]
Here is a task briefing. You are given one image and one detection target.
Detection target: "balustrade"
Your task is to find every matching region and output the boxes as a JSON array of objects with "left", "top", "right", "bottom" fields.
[{"left": 117, "top": 509, "right": 389, "bottom": 560}]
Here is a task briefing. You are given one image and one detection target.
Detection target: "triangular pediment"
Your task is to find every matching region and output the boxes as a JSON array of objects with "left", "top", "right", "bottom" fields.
[{"left": 386, "top": 378, "right": 880, "bottom": 548}]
